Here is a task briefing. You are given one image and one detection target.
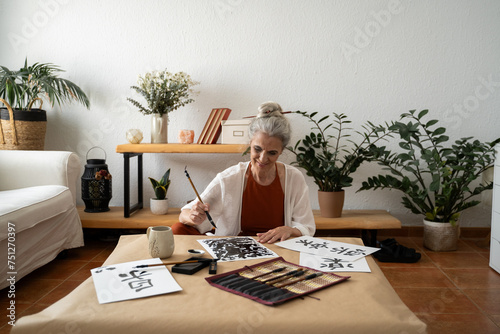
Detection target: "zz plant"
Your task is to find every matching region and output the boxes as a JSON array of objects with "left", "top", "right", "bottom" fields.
[
  {"left": 287, "top": 111, "right": 391, "bottom": 192},
  {"left": 360, "top": 109, "right": 500, "bottom": 225}
]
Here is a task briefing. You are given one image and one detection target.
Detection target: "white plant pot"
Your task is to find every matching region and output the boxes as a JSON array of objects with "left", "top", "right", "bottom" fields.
[
  {"left": 423, "top": 218, "right": 460, "bottom": 251},
  {"left": 150, "top": 198, "right": 169, "bottom": 215}
]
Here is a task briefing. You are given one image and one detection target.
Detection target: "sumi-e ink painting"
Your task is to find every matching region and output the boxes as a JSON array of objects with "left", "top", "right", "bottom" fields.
[
  {"left": 198, "top": 237, "right": 278, "bottom": 262},
  {"left": 276, "top": 236, "right": 379, "bottom": 262},
  {"left": 91, "top": 258, "right": 182, "bottom": 304},
  {"left": 299, "top": 252, "right": 372, "bottom": 273}
]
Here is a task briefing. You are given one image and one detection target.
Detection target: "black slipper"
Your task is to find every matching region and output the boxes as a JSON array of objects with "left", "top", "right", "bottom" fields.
[{"left": 374, "top": 239, "right": 421, "bottom": 263}]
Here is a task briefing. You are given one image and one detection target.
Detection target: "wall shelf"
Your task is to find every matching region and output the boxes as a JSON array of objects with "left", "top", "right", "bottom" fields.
[
  {"left": 116, "top": 143, "right": 249, "bottom": 218},
  {"left": 116, "top": 143, "right": 248, "bottom": 154}
]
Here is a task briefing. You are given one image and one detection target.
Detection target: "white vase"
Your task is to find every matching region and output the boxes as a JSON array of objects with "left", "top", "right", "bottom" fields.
[
  {"left": 150, "top": 198, "right": 169, "bottom": 215},
  {"left": 151, "top": 114, "right": 168, "bottom": 143}
]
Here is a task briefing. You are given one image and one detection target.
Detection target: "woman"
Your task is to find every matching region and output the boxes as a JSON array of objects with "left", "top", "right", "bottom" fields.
[{"left": 172, "top": 102, "right": 315, "bottom": 243}]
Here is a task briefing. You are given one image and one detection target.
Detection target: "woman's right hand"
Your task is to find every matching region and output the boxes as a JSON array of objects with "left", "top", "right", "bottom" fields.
[{"left": 187, "top": 202, "right": 210, "bottom": 225}]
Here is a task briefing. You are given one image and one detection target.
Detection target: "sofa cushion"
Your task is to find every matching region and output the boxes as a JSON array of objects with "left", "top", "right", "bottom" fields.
[{"left": 0, "top": 185, "right": 75, "bottom": 239}]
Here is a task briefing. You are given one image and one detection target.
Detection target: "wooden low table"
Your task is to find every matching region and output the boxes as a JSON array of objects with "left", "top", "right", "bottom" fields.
[
  {"left": 12, "top": 235, "right": 425, "bottom": 334},
  {"left": 78, "top": 207, "right": 401, "bottom": 246}
]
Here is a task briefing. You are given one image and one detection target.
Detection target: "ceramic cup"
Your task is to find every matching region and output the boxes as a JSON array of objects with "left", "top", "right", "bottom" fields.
[{"left": 147, "top": 226, "right": 174, "bottom": 259}]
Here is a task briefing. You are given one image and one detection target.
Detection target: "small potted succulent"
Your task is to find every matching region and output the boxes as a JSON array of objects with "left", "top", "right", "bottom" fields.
[
  {"left": 149, "top": 169, "right": 171, "bottom": 215},
  {"left": 127, "top": 69, "right": 199, "bottom": 144},
  {"left": 288, "top": 111, "right": 391, "bottom": 218},
  {"left": 360, "top": 110, "right": 500, "bottom": 251}
]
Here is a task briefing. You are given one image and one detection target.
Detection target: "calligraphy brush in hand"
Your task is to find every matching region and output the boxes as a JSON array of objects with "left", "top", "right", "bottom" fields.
[{"left": 184, "top": 166, "right": 216, "bottom": 229}]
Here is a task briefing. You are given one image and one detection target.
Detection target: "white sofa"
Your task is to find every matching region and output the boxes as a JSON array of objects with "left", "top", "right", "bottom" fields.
[{"left": 0, "top": 150, "right": 84, "bottom": 289}]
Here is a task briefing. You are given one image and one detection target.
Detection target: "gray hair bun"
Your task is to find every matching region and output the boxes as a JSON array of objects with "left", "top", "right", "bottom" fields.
[
  {"left": 250, "top": 101, "right": 291, "bottom": 148},
  {"left": 257, "top": 101, "right": 284, "bottom": 118}
]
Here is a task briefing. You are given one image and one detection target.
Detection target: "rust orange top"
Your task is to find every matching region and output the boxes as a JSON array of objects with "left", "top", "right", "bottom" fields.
[{"left": 240, "top": 164, "right": 284, "bottom": 235}]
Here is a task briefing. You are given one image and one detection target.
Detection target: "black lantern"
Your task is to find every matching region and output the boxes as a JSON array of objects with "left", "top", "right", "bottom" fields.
[{"left": 81, "top": 147, "right": 112, "bottom": 212}]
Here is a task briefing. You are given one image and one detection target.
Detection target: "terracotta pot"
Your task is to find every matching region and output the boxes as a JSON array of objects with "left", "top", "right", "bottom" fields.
[
  {"left": 318, "top": 190, "right": 345, "bottom": 218},
  {"left": 423, "top": 219, "right": 460, "bottom": 251}
]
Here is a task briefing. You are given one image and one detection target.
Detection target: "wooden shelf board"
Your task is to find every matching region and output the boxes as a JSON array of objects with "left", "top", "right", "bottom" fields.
[
  {"left": 116, "top": 143, "right": 248, "bottom": 154},
  {"left": 78, "top": 206, "right": 181, "bottom": 229},
  {"left": 78, "top": 206, "right": 400, "bottom": 230},
  {"left": 314, "top": 210, "right": 401, "bottom": 230}
]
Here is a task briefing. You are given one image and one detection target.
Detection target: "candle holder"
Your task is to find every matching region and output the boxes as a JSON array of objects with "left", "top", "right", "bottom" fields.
[{"left": 178, "top": 129, "right": 194, "bottom": 144}]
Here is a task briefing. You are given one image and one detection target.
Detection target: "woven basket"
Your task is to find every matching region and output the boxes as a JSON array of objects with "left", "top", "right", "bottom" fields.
[
  {"left": 423, "top": 219, "right": 460, "bottom": 251},
  {"left": 0, "top": 98, "right": 47, "bottom": 150}
]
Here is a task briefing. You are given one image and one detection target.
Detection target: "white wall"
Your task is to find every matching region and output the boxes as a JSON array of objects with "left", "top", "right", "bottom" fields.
[{"left": 1, "top": 0, "right": 499, "bottom": 226}]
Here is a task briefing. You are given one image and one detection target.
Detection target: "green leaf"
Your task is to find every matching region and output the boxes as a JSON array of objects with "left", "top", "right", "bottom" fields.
[
  {"left": 425, "top": 211, "right": 435, "bottom": 221},
  {"left": 433, "top": 127, "right": 446, "bottom": 136},
  {"left": 160, "top": 169, "right": 171, "bottom": 186},
  {"left": 418, "top": 109, "right": 429, "bottom": 119},
  {"left": 429, "top": 174, "right": 441, "bottom": 192},
  {"left": 425, "top": 119, "right": 439, "bottom": 128}
]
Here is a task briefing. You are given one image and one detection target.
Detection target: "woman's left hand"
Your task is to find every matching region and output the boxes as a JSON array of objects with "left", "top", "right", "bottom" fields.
[{"left": 256, "top": 226, "right": 301, "bottom": 244}]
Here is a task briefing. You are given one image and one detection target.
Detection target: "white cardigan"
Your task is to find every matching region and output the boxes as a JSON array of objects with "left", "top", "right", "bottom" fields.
[{"left": 181, "top": 161, "right": 316, "bottom": 237}]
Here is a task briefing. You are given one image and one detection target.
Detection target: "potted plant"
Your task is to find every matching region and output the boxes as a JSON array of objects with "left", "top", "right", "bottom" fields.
[
  {"left": 359, "top": 109, "right": 500, "bottom": 251},
  {"left": 287, "top": 111, "right": 391, "bottom": 218},
  {"left": 149, "top": 169, "right": 171, "bottom": 215},
  {"left": 127, "top": 69, "right": 199, "bottom": 144},
  {"left": 0, "top": 59, "right": 90, "bottom": 150}
]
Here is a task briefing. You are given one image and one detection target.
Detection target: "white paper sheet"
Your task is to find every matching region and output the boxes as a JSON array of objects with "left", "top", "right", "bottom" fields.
[
  {"left": 197, "top": 236, "right": 279, "bottom": 262},
  {"left": 300, "top": 252, "right": 372, "bottom": 273},
  {"left": 91, "top": 258, "right": 182, "bottom": 304},
  {"left": 276, "top": 235, "right": 379, "bottom": 261}
]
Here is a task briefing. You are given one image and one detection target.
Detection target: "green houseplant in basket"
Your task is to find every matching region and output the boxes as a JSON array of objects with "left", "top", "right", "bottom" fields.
[
  {"left": 359, "top": 109, "right": 500, "bottom": 251},
  {"left": 149, "top": 168, "right": 171, "bottom": 215},
  {"left": 0, "top": 58, "right": 90, "bottom": 150},
  {"left": 287, "top": 111, "right": 392, "bottom": 218}
]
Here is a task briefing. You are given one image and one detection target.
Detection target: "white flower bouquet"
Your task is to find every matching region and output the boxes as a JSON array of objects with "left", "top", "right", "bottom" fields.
[{"left": 128, "top": 69, "right": 199, "bottom": 116}]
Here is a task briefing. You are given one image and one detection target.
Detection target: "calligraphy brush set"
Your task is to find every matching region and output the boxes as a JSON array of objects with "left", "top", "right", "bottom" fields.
[{"left": 206, "top": 257, "right": 350, "bottom": 305}]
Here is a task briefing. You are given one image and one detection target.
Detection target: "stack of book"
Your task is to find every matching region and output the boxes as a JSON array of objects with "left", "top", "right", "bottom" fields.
[{"left": 197, "top": 108, "right": 232, "bottom": 144}]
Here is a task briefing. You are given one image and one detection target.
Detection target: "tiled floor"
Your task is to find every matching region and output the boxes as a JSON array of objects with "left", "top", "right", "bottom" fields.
[
  {"left": 377, "top": 236, "right": 500, "bottom": 334},
  {"left": 1, "top": 233, "right": 499, "bottom": 333}
]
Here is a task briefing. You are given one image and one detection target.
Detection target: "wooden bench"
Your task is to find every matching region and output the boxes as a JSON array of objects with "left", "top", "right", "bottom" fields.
[{"left": 78, "top": 207, "right": 400, "bottom": 246}]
